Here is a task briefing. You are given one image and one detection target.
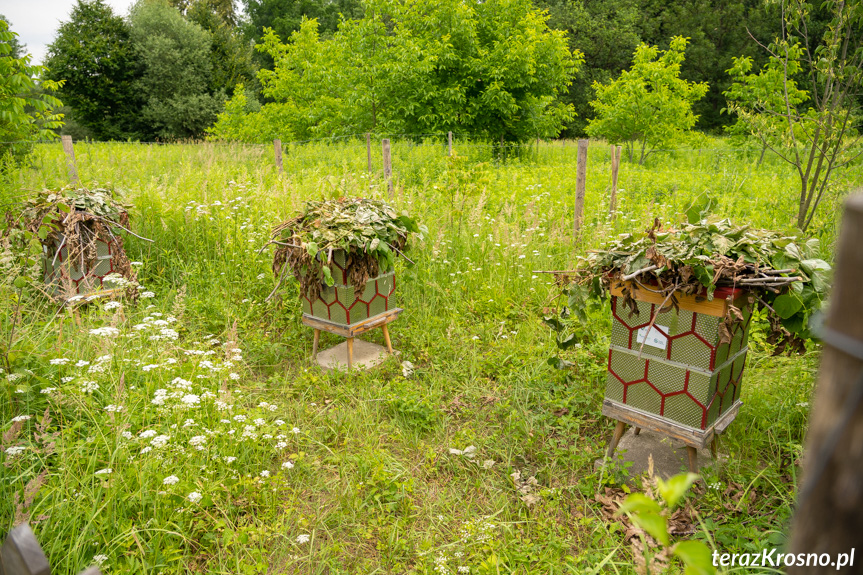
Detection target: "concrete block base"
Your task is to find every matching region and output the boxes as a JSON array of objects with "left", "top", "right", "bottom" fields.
[
  {"left": 315, "top": 339, "right": 397, "bottom": 372},
  {"left": 595, "top": 427, "right": 723, "bottom": 481}
]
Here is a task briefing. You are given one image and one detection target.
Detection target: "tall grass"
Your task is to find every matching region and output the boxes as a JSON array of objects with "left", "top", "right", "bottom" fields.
[{"left": 0, "top": 136, "right": 853, "bottom": 573}]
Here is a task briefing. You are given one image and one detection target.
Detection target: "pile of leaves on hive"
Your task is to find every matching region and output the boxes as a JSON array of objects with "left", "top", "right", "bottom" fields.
[
  {"left": 2, "top": 186, "right": 139, "bottom": 298},
  {"left": 266, "top": 198, "right": 425, "bottom": 301},
  {"left": 545, "top": 216, "right": 830, "bottom": 353}
]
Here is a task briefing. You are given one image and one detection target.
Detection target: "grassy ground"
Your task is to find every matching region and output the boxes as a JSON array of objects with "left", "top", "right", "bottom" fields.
[{"left": 0, "top": 136, "right": 853, "bottom": 574}]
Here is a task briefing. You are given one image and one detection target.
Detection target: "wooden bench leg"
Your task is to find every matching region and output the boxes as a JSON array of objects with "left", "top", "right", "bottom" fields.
[
  {"left": 606, "top": 421, "right": 626, "bottom": 458},
  {"left": 686, "top": 446, "right": 698, "bottom": 473},
  {"left": 382, "top": 324, "right": 394, "bottom": 354},
  {"left": 634, "top": 427, "right": 641, "bottom": 436},
  {"left": 312, "top": 329, "right": 321, "bottom": 359},
  {"left": 710, "top": 435, "right": 718, "bottom": 459},
  {"left": 346, "top": 337, "right": 354, "bottom": 370}
]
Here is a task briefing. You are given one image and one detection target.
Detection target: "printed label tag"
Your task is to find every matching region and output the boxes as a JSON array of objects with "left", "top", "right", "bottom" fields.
[{"left": 636, "top": 324, "right": 670, "bottom": 350}]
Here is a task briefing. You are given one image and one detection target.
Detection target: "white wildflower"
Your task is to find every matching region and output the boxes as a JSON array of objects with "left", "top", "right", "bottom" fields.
[
  {"left": 50, "top": 358, "right": 70, "bottom": 365},
  {"left": 95, "top": 468, "right": 112, "bottom": 475},
  {"left": 282, "top": 461, "right": 294, "bottom": 470},
  {"left": 187, "top": 491, "right": 202, "bottom": 503},
  {"left": 296, "top": 534, "right": 310, "bottom": 544},
  {"left": 89, "top": 327, "right": 120, "bottom": 337},
  {"left": 163, "top": 475, "right": 180, "bottom": 485}
]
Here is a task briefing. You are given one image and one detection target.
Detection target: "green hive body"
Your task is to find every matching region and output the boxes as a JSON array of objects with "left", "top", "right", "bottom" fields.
[
  {"left": 300, "top": 250, "right": 396, "bottom": 327},
  {"left": 44, "top": 235, "right": 121, "bottom": 296},
  {"left": 605, "top": 295, "right": 752, "bottom": 430}
]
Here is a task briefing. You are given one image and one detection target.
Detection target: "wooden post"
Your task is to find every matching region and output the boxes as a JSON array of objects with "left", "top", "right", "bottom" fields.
[
  {"left": 789, "top": 192, "right": 863, "bottom": 571},
  {"left": 61, "top": 135, "right": 79, "bottom": 185},
  {"left": 366, "top": 132, "right": 372, "bottom": 174},
  {"left": 606, "top": 420, "right": 626, "bottom": 458},
  {"left": 609, "top": 145, "right": 621, "bottom": 217},
  {"left": 448, "top": 131, "right": 453, "bottom": 157},
  {"left": 573, "top": 138, "right": 589, "bottom": 236},
  {"left": 273, "top": 139, "right": 283, "bottom": 174},
  {"left": 382, "top": 138, "right": 393, "bottom": 198}
]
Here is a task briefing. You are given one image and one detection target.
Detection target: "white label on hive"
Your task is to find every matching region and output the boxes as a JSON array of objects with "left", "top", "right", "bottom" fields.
[{"left": 636, "top": 325, "right": 670, "bottom": 350}]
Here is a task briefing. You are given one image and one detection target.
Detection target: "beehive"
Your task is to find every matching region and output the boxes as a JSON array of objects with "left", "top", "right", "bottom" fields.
[
  {"left": 604, "top": 281, "right": 752, "bottom": 431},
  {"left": 300, "top": 250, "right": 396, "bottom": 328},
  {"left": 44, "top": 235, "right": 124, "bottom": 297}
]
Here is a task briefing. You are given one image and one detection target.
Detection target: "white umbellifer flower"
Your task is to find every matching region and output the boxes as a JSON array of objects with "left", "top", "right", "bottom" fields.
[
  {"left": 233, "top": 415, "right": 246, "bottom": 422},
  {"left": 121, "top": 431, "right": 133, "bottom": 439},
  {"left": 75, "top": 360, "right": 90, "bottom": 367},
  {"left": 142, "top": 364, "right": 160, "bottom": 372},
  {"left": 260, "top": 470, "right": 270, "bottom": 478},
  {"left": 253, "top": 418, "right": 266, "bottom": 426},
  {"left": 140, "top": 446, "right": 152, "bottom": 454},
  {"left": 160, "top": 328, "right": 179, "bottom": 340},
  {"left": 181, "top": 394, "right": 200, "bottom": 405},
  {"left": 274, "top": 419, "right": 285, "bottom": 426},
  {"left": 296, "top": 534, "right": 310, "bottom": 544},
  {"left": 189, "top": 435, "right": 206, "bottom": 447},
  {"left": 140, "top": 292, "right": 155, "bottom": 299},
  {"left": 50, "top": 358, "right": 70, "bottom": 365},
  {"left": 5, "top": 446, "right": 26, "bottom": 456},
  {"left": 11, "top": 415, "right": 31, "bottom": 423},
  {"left": 224, "top": 456, "right": 236, "bottom": 463},
  {"left": 458, "top": 566, "right": 470, "bottom": 573},
  {"left": 281, "top": 461, "right": 294, "bottom": 470},
  {"left": 104, "top": 301, "right": 122, "bottom": 310},
  {"left": 229, "top": 372, "right": 240, "bottom": 380},
  {"left": 104, "top": 404, "right": 123, "bottom": 412},
  {"left": 187, "top": 491, "right": 202, "bottom": 503},
  {"left": 131, "top": 261, "right": 143, "bottom": 266},
  {"left": 471, "top": 335, "right": 480, "bottom": 340},
  {"left": 275, "top": 441, "right": 287, "bottom": 450},
  {"left": 61, "top": 376, "right": 74, "bottom": 383},
  {"left": 150, "top": 435, "right": 170, "bottom": 448},
  {"left": 90, "top": 327, "right": 120, "bottom": 337},
  {"left": 40, "top": 387, "right": 57, "bottom": 394},
  {"left": 95, "top": 468, "right": 112, "bottom": 475},
  {"left": 291, "top": 427, "right": 300, "bottom": 434},
  {"left": 93, "top": 554, "right": 108, "bottom": 565},
  {"left": 132, "top": 324, "right": 149, "bottom": 331},
  {"left": 163, "top": 475, "right": 180, "bottom": 485},
  {"left": 139, "top": 429, "right": 157, "bottom": 438}
]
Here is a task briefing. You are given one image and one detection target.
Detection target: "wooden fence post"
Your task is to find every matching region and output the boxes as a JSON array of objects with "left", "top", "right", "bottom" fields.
[
  {"left": 609, "top": 145, "right": 621, "bottom": 218},
  {"left": 382, "top": 139, "right": 393, "bottom": 198},
  {"left": 788, "top": 192, "right": 863, "bottom": 571},
  {"left": 366, "top": 133, "right": 372, "bottom": 174},
  {"left": 448, "top": 131, "right": 453, "bottom": 157},
  {"left": 61, "top": 135, "right": 79, "bottom": 185},
  {"left": 273, "top": 139, "right": 283, "bottom": 174},
  {"left": 573, "top": 139, "right": 589, "bottom": 236}
]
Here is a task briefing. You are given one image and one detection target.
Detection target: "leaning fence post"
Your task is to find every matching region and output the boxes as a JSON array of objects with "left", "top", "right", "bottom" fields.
[
  {"left": 61, "top": 135, "right": 79, "bottom": 185},
  {"left": 448, "top": 131, "right": 453, "bottom": 157},
  {"left": 273, "top": 139, "right": 283, "bottom": 174},
  {"left": 574, "top": 138, "right": 589, "bottom": 236},
  {"left": 382, "top": 139, "right": 393, "bottom": 198},
  {"left": 609, "top": 144, "right": 621, "bottom": 218}
]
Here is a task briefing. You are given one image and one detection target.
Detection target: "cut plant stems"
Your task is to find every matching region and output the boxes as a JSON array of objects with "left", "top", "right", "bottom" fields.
[{"left": 265, "top": 198, "right": 425, "bottom": 301}]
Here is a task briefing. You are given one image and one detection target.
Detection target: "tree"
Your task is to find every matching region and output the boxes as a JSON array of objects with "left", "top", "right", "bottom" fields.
[
  {"left": 43, "top": 0, "right": 143, "bottom": 141},
  {"left": 242, "top": 0, "right": 363, "bottom": 42},
  {"left": 0, "top": 15, "right": 25, "bottom": 58},
  {"left": 585, "top": 36, "right": 708, "bottom": 164},
  {"left": 724, "top": 0, "right": 863, "bottom": 232},
  {"left": 187, "top": 0, "right": 257, "bottom": 97},
  {"left": 129, "top": 0, "right": 223, "bottom": 139},
  {"left": 213, "top": 0, "right": 581, "bottom": 144},
  {"left": 0, "top": 19, "right": 64, "bottom": 162}
]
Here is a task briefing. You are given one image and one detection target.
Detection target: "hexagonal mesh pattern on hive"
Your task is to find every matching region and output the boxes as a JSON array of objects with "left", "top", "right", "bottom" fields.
[
  {"left": 301, "top": 270, "right": 396, "bottom": 327},
  {"left": 606, "top": 295, "right": 751, "bottom": 430},
  {"left": 44, "top": 236, "right": 118, "bottom": 296}
]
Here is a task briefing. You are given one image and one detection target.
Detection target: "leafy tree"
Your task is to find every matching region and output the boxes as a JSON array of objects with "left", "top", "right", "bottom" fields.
[
  {"left": 187, "top": 0, "right": 258, "bottom": 96},
  {"left": 43, "top": 0, "right": 143, "bottom": 141},
  {"left": 0, "top": 15, "right": 25, "bottom": 58},
  {"left": 538, "top": 0, "right": 642, "bottom": 137},
  {"left": 170, "top": 0, "right": 236, "bottom": 25},
  {"left": 241, "top": 0, "right": 363, "bottom": 42},
  {"left": 585, "top": 36, "right": 708, "bottom": 164},
  {"left": 214, "top": 0, "right": 581, "bottom": 144},
  {"left": 724, "top": 0, "right": 863, "bottom": 232},
  {"left": 0, "top": 19, "right": 64, "bottom": 162},
  {"left": 130, "top": 0, "right": 223, "bottom": 139}
]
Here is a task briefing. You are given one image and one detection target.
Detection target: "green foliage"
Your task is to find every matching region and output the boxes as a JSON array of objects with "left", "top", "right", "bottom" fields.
[
  {"left": 129, "top": 0, "right": 224, "bottom": 139},
  {"left": 214, "top": 0, "right": 581, "bottom": 143},
  {"left": 186, "top": 0, "right": 257, "bottom": 96},
  {"left": 723, "top": 0, "right": 863, "bottom": 231},
  {"left": 241, "top": 0, "right": 363, "bottom": 43},
  {"left": 586, "top": 36, "right": 709, "bottom": 164},
  {"left": 43, "top": 0, "right": 143, "bottom": 141},
  {"left": 0, "top": 19, "right": 64, "bottom": 162}
]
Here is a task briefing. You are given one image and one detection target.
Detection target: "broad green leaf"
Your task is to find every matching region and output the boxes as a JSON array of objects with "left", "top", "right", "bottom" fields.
[
  {"left": 656, "top": 472, "right": 698, "bottom": 509},
  {"left": 673, "top": 541, "right": 716, "bottom": 575},
  {"left": 772, "top": 294, "right": 802, "bottom": 319},
  {"left": 631, "top": 511, "right": 669, "bottom": 546},
  {"left": 617, "top": 493, "right": 662, "bottom": 515}
]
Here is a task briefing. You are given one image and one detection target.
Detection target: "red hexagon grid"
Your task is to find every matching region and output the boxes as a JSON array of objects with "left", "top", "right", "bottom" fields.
[
  {"left": 606, "top": 295, "right": 752, "bottom": 430},
  {"left": 45, "top": 237, "right": 117, "bottom": 295},
  {"left": 301, "top": 272, "right": 396, "bottom": 327}
]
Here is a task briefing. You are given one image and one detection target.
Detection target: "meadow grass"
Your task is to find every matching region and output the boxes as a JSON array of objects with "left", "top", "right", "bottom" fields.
[{"left": 0, "top": 136, "right": 855, "bottom": 573}]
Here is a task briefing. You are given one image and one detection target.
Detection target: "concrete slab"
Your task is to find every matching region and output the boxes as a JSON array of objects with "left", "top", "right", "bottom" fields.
[
  {"left": 595, "top": 427, "right": 723, "bottom": 481},
  {"left": 315, "top": 339, "right": 398, "bottom": 372}
]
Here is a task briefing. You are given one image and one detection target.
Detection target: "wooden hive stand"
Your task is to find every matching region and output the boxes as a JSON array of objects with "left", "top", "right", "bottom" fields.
[{"left": 302, "top": 307, "right": 403, "bottom": 370}]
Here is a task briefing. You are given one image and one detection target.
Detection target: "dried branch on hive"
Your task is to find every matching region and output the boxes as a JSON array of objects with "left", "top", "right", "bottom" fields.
[
  {"left": 542, "top": 216, "right": 831, "bottom": 344},
  {"left": 4, "top": 186, "right": 147, "bottom": 299},
  {"left": 264, "top": 198, "right": 425, "bottom": 301}
]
